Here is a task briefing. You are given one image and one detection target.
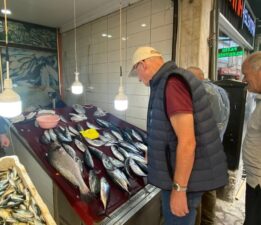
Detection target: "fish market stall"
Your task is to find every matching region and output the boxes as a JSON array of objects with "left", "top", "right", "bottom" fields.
[{"left": 9, "top": 105, "right": 161, "bottom": 225}]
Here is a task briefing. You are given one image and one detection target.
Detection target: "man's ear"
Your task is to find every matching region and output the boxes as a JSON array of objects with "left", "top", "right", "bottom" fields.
[{"left": 141, "top": 60, "right": 147, "bottom": 71}]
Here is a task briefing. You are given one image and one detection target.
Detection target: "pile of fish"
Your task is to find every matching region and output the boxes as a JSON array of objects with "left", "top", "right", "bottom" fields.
[
  {"left": 38, "top": 105, "right": 148, "bottom": 210},
  {"left": 0, "top": 167, "right": 47, "bottom": 224}
]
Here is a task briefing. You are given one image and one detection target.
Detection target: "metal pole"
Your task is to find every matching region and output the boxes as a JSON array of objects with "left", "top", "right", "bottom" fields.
[{"left": 209, "top": 0, "right": 219, "bottom": 81}]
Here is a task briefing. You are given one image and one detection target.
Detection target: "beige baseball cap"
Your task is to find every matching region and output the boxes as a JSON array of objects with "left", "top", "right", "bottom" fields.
[{"left": 128, "top": 46, "right": 162, "bottom": 77}]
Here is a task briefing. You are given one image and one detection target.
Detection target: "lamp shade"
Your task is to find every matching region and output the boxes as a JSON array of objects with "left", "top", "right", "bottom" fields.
[
  {"left": 0, "top": 79, "right": 22, "bottom": 118},
  {"left": 71, "top": 72, "right": 83, "bottom": 95},
  {"left": 114, "top": 85, "right": 128, "bottom": 111},
  {"left": 71, "top": 80, "right": 83, "bottom": 95}
]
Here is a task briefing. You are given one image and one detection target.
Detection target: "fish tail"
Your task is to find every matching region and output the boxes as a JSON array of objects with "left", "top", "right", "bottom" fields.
[
  {"left": 80, "top": 185, "right": 94, "bottom": 203},
  {"left": 96, "top": 209, "right": 111, "bottom": 218}
]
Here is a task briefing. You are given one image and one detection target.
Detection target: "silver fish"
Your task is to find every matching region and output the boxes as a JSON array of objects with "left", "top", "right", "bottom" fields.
[
  {"left": 95, "top": 118, "right": 111, "bottom": 128},
  {"left": 129, "top": 153, "right": 147, "bottom": 164},
  {"left": 60, "top": 115, "right": 68, "bottom": 123},
  {"left": 54, "top": 128, "right": 71, "bottom": 143},
  {"left": 71, "top": 116, "right": 87, "bottom": 122},
  {"left": 25, "top": 111, "right": 36, "bottom": 120},
  {"left": 103, "top": 131, "right": 117, "bottom": 143},
  {"left": 64, "top": 127, "right": 73, "bottom": 142},
  {"left": 88, "top": 146, "right": 104, "bottom": 160},
  {"left": 111, "top": 130, "right": 123, "bottom": 142},
  {"left": 48, "top": 143, "right": 92, "bottom": 202},
  {"left": 107, "top": 169, "right": 129, "bottom": 193},
  {"left": 38, "top": 109, "right": 55, "bottom": 115},
  {"left": 70, "top": 113, "right": 87, "bottom": 120},
  {"left": 73, "top": 104, "right": 86, "bottom": 115},
  {"left": 86, "top": 121, "right": 101, "bottom": 130},
  {"left": 10, "top": 114, "right": 25, "bottom": 123},
  {"left": 100, "top": 177, "right": 110, "bottom": 209},
  {"left": 110, "top": 145, "right": 125, "bottom": 161},
  {"left": 58, "top": 125, "right": 65, "bottom": 132},
  {"left": 62, "top": 143, "right": 76, "bottom": 159},
  {"left": 43, "top": 130, "right": 51, "bottom": 142},
  {"left": 84, "top": 149, "right": 94, "bottom": 169},
  {"left": 102, "top": 154, "right": 115, "bottom": 170},
  {"left": 135, "top": 160, "right": 148, "bottom": 174},
  {"left": 119, "top": 142, "right": 140, "bottom": 154},
  {"left": 74, "top": 139, "right": 87, "bottom": 152},
  {"left": 129, "top": 158, "right": 147, "bottom": 177},
  {"left": 117, "top": 147, "right": 130, "bottom": 158},
  {"left": 89, "top": 170, "right": 100, "bottom": 195},
  {"left": 85, "top": 138, "right": 104, "bottom": 147},
  {"left": 94, "top": 107, "right": 107, "bottom": 117},
  {"left": 68, "top": 125, "right": 80, "bottom": 136},
  {"left": 48, "top": 129, "right": 57, "bottom": 142},
  {"left": 99, "top": 135, "right": 110, "bottom": 143},
  {"left": 131, "top": 129, "right": 143, "bottom": 142},
  {"left": 76, "top": 124, "right": 84, "bottom": 132},
  {"left": 109, "top": 157, "right": 124, "bottom": 168},
  {"left": 133, "top": 142, "right": 148, "bottom": 152}
]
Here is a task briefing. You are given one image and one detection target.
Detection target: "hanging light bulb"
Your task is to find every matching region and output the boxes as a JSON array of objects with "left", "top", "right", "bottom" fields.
[
  {"left": 71, "top": 71, "right": 83, "bottom": 94},
  {"left": 71, "top": 0, "right": 83, "bottom": 95},
  {"left": 0, "top": 0, "right": 22, "bottom": 118},
  {"left": 114, "top": 1, "right": 128, "bottom": 111}
]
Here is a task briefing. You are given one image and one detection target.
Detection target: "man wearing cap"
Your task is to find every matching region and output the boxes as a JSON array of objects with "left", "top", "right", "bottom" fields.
[
  {"left": 129, "top": 47, "right": 227, "bottom": 225},
  {"left": 241, "top": 51, "right": 261, "bottom": 225}
]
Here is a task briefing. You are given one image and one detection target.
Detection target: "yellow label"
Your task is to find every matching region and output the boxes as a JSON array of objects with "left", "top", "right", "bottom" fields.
[{"left": 80, "top": 128, "right": 99, "bottom": 139}]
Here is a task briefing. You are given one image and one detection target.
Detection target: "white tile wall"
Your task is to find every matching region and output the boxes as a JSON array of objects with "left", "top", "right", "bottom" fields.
[{"left": 62, "top": 0, "right": 173, "bottom": 130}]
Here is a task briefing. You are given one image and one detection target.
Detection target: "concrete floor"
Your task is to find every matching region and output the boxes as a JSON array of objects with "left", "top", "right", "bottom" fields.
[{"left": 216, "top": 180, "right": 245, "bottom": 225}]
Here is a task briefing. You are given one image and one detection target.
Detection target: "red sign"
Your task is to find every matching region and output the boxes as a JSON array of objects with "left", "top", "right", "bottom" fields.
[{"left": 228, "top": 0, "right": 245, "bottom": 17}]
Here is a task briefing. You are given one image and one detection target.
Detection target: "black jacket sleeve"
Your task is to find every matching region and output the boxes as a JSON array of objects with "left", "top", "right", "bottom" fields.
[{"left": 0, "top": 117, "right": 6, "bottom": 134}]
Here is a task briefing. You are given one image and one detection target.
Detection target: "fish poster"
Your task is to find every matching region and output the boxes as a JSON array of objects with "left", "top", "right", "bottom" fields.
[{"left": 0, "top": 47, "right": 60, "bottom": 110}]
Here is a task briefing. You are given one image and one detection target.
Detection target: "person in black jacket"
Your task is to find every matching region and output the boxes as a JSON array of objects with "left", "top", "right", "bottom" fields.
[{"left": 0, "top": 117, "right": 10, "bottom": 149}]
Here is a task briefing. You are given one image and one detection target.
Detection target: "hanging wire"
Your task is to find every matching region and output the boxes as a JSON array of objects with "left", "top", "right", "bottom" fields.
[
  {"left": 73, "top": 0, "right": 78, "bottom": 73},
  {"left": 4, "top": 0, "right": 9, "bottom": 80},
  {"left": 119, "top": 0, "right": 123, "bottom": 86},
  {"left": 0, "top": 49, "right": 3, "bottom": 91}
]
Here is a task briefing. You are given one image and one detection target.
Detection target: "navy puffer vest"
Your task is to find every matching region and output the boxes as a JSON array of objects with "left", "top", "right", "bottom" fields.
[{"left": 147, "top": 61, "right": 228, "bottom": 192}]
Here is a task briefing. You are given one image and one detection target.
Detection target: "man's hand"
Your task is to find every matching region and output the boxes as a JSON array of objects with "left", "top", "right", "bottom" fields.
[
  {"left": 0, "top": 134, "right": 10, "bottom": 147},
  {"left": 170, "top": 190, "right": 189, "bottom": 217}
]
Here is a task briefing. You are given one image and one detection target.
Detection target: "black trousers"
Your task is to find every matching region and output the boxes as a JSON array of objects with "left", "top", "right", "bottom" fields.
[{"left": 244, "top": 183, "right": 261, "bottom": 225}]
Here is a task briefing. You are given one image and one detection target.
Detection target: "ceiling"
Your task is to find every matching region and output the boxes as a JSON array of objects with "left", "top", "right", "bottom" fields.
[
  {"left": 0, "top": 0, "right": 140, "bottom": 32},
  {"left": 0, "top": 0, "right": 259, "bottom": 33}
]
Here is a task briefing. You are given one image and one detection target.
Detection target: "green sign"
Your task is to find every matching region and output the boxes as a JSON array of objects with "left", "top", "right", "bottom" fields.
[{"left": 218, "top": 46, "right": 244, "bottom": 58}]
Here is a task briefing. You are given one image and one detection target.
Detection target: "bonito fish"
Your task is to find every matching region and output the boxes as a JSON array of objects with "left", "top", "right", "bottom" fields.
[
  {"left": 100, "top": 177, "right": 110, "bottom": 209},
  {"left": 48, "top": 142, "right": 92, "bottom": 202}
]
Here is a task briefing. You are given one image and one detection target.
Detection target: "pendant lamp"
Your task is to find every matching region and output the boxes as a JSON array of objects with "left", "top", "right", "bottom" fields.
[
  {"left": 0, "top": 0, "right": 22, "bottom": 118},
  {"left": 71, "top": 0, "right": 83, "bottom": 95},
  {"left": 114, "top": 1, "right": 128, "bottom": 111}
]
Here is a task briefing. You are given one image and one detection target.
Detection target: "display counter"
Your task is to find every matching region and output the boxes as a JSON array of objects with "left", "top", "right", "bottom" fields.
[{"left": 9, "top": 105, "right": 161, "bottom": 225}]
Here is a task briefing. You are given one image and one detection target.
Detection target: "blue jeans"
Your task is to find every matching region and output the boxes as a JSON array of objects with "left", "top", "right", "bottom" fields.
[{"left": 161, "top": 190, "right": 203, "bottom": 225}]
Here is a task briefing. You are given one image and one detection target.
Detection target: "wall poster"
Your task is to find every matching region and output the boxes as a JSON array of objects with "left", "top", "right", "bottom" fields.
[{"left": 1, "top": 47, "right": 59, "bottom": 110}]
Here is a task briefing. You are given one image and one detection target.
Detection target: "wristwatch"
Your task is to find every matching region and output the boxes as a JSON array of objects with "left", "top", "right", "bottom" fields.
[{"left": 172, "top": 182, "right": 187, "bottom": 192}]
